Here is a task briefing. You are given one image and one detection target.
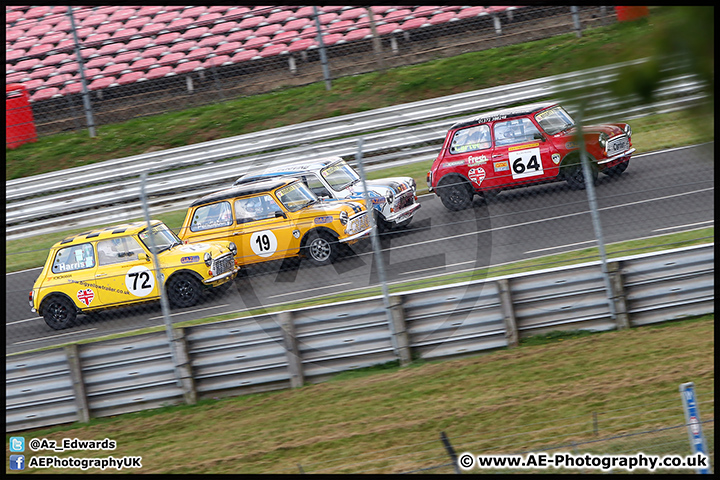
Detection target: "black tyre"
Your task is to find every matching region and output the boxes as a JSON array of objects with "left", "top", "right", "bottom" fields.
[
  {"left": 563, "top": 160, "right": 598, "bottom": 190},
  {"left": 42, "top": 296, "right": 77, "bottom": 330},
  {"left": 374, "top": 210, "right": 391, "bottom": 234},
  {"left": 305, "top": 230, "right": 339, "bottom": 266},
  {"left": 603, "top": 159, "right": 629, "bottom": 178},
  {"left": 396, "top": 216, "right": 413, "bottom": 229},
  {"left": 167, "top": 273, "right": 202, "bottom": 308},
  {"left": 438, "top": 176, "right": 473, "bottom": 211}
]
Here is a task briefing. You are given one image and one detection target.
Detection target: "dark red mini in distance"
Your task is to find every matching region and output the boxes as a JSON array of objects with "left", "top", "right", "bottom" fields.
[{"left": 427, "top": 102, "right": 634, "bottom": 210}]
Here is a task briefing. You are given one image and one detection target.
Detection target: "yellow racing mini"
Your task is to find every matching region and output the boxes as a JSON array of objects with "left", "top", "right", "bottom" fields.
[
  {"left": 178, "top": 177, "right": 372, "bottom": 267},
  {"left": 30, "top": 220, "right": 239, "bottom": 329}
]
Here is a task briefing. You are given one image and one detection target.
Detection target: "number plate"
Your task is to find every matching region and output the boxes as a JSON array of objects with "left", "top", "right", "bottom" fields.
[{"left": 607, "top": 135, "right": 629, "bottom": 154}]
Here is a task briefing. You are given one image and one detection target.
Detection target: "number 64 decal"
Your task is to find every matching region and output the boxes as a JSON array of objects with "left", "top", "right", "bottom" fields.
[{"left": 510, "top": 147, "right": 543, "bottom": 179}]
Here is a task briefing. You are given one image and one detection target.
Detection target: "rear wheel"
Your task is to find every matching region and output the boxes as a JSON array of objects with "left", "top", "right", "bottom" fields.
[
  {"left": 438, "top": 176, "right": 473, "bottom": 211},
  {"left": 305, "top": 230, "right": 339, "bottom": 266},
  {"left": 603, "top": 159, "right": 629, "bottom": 178},
  {"left": 42, "top": 296, "right": 77, "bottom": 330},
  {"left": 167, "top": 273, "right": 202, "bottom": 308}
]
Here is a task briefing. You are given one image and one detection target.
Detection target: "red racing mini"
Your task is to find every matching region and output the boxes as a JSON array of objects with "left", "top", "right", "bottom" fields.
[{"left": 427, "top": 102, "right": 634, "bottom": 210}]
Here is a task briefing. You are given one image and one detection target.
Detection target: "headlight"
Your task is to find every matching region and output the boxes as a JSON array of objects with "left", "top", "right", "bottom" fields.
[
  {"left": 623, "top": 124, "right": 632, "bottom": 137},
  {"left": 339, "top": 210, "right": 348, "bottom": 225},
  {"left": 410, "top": 178, "right": 416, "bottom": 193},
  {"left": 387, "top": 191, "right": 394, "bottom": 205},
  {"left": 598, "top": 132, "right": 608, "bottom": 150},
  {"left": 228, "top": 242, "right": 237, "bottom": 257},
  {"left": 204, "top": 252, "right": 212, "bottom": 267}
]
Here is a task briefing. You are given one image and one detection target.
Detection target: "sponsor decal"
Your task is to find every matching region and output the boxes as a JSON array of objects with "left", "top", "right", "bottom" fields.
[
  {"left": 444, "top": 159, "right": 466, "bottom": 167},
  {"left": 77, "top": 288, "right": 95, "bottom": 306},
  {"left": 467, "top": 155, "right": 488, "bottom": 166},
  {"left": 292, "top": 229, "right": 301, "bottom": 239},
  {"left": 493, "top": 160, "right": 509, "bottom": 172},
  {"left": 370, "top": 197, "right": 386, "bottom": 205},
  {"left": 468, "top": 167, "right": 485, "bottom": 186},
  {"left": 565, "top": 141, "right": 579, "bottom": 150},
  {"left": 508, "top": 143, "right": 540, "bottom": 152},
  {"left": 552, "top": 153, "right": 561, "bottom": 164},
  {"left": 474, "top": 113, "right": 509, "bottom": 124},
  {"left": 181, "top": 255, "right": 200, "bottom": 264},
  {"left": 178, "top": 244, "right": 209, "bottom": 253},
  {"left": 314, "top": 216, "right": 333, "bottom": 224}
]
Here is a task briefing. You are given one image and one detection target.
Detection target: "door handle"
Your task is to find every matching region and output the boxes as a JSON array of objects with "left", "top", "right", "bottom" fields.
[
  {"left": 491, "top": 154, "right": 502, "bottom": 158},
  {"left": 95, "top": 273, "right": 107, "bottom": 277}
]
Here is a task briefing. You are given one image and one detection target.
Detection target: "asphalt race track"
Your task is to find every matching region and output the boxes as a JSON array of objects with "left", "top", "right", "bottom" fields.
[{"left": 5, "top": 143, "right": 714, "bottom": 354}]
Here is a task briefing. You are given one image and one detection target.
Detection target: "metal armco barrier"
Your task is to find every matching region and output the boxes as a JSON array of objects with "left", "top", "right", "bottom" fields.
[
  {"left": 6, "top": 59, "right": 708, "bottom": 240},
  {"left": 6, "top": 243, "right": 713, "bottom": 433}
]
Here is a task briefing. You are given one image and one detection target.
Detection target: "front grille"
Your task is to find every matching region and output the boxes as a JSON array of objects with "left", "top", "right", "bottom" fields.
[
  {"left": 395, "top": 192, "right": 415, "bottom": 210},
  {"left": 349, "top": 212, "right": 369, "bottom": 233},
  {"left": 606, "top": 135, "right": 630, "bottom": 155},
  {"left": 213, "top": 254, "right": 234, "bottom": 275}
]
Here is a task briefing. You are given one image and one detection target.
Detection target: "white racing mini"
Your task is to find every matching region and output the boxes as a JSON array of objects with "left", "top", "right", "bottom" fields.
[{"left": 233, "top": 156, "right": 420, "bottom": 232}]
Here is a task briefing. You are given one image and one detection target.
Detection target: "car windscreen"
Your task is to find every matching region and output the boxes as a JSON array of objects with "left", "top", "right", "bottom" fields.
[
  {"left": 139, "top": 223, "right": 181, "bottom": 254},
  {"left": 275, "top": 182, "right": 318, "bottom": 212},
  {"left": 534, "top": 106, "right": 575, "bottom": 135},
  {"left": 320, "top": 160, "right": 360, "bottom": 191}
]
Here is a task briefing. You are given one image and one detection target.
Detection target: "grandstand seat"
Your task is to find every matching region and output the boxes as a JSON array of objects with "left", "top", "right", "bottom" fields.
[
  {"left": 68, "top": 7, "right": 93, "bottom": 21},
  {"left": 84, "top": 33, "right": 112, "bottom": 47},
  {"left": 343, "top": 28, "right": 372, "bottom": 43},
  {"left": 27, "top": 43, "right": 54, "bottom": 58},
  {"left": 96, "top": 43, "right": 124, "bottom": 57},
  {"left": 116, "top": 71, "right": 144, "bottom": 85},
  {"left": 126, "top": 37, "right": 154, "bottom": 51},
  {"left": 196, "top": 12, "right": 222, "bottom": 25},
  {"left": 139, "top": 23, "right": 166, "bottom": 37},
  {"left": 207, "top": 6, "right": 232, "bottom": 14},
  {"left": 56, "top": 62, "right": 80, "bottom": 75},
  {"left": 209, "top": 21, "right": 238, "bottom": 36},
  {"left": 129, "top": 57, "right": 157, "bottom": 72},
  {"left": 169, "top": 40, "right": 196, "bottom": 53},
  {"left": 293, "top": 6, "right": 315, "bottom": 19},
  {"left": 42, "top": 53, "right": 72, "bottom": 66},
  {"left": 370, "top": 6, "right": 393, "bottom": 15},
  {"left": 7, "top": 49, "right": 26, "bottom": 63},
  {"left": 273, "top": 30, "right": 300, "bottom": 43},
  {"left": 159, "top": 52, "right": 185, "bottom": 66},
  {"left": 327, "top": 20, "right": 353, "bottom": 34},
  {"left": 181, "top": 27, "right": 210, "bottom": 40},
  {"left": 124, "top": 16, "right": 152, "bottom": 30},
  {"left": 181, "top": 6, "right": 207, "bottom": 18},
  {"left": 155, "top": 32, "right": 182, "bottom": 46},
  {"left": 429, "top": 12, "right": 457, "bottom": 25},
  {"left": 259, "top": 44, "right": 288, "bottom": 58},
  {"left": 30, "top": 87, "right": 60, "bottom": 102},
  {"left": 318, "top": 13, "right": 338, "bottom": 24},
  {"left": 412, "top": 6, "right": 442, "bottom": 17},
  {"left": 14, "top": 58, "right": 41, "bottom": 72},
  {"left": 213, "top": 41, "right": 243, "bottom": 56},
  {"left": 458, "top": 7, "right": 488, "bottom": 20},
  {"left": 6, "top": 72, "right": 27, "bottom": 84},
  {"left": 186, "top": 47, "right": 212, "bottom": 61},
  {"left": 198, "top": 35, "right": 227, "bottom": 48},
  {"left": 383, "top": 9, "right": 413, "bottom": 22},
  {"left": 230, "top": 49, "right": 260, "bottom": 63},
  {"left": 14, "top": 37, "right": 40, "bottom": 51},
  {"left": 167, "top": 17, "right": 195, "bottom": 32},
  {"left": 285, "top": 18, "right": 312, "bottom": 31},
  {"left": 28, "top": 66, "right": 54, "bottom": 80},
  {"left": 23, "top": 78, "right": 44, "bottom": 91},
  {"left": 238, "top": 16, "right": 266, "bottom": 30},
  {"left": 102, "top": 62, "right": 130, "bottom": 77},
  {"left": 226, "top": 30, "right": 254, "bottom": 43},
  {"left": 7, "top": 28, "right": 25, "bottom": 43},
  {"left": 375, "top": 22, "right": 401, "bottom": 36},
  {"left": 162, "top": 5, "right": 187, "bottom": 12},
  {"left": 60, "top": 82, "right": 83, "bottom": 95},
  {"left": 137, "top": 6, "right": 163, "bottom": 17},
  {"left": 256, "top": 23, "right": 283, "bottom": 37},
  {"left": 319, "top": 6, "right": 344, "bottom": 14},
  {"left": 85, "top": 55, "right": 114, "bottom": 69},
  {"left": 110, "top": 28, "right": 139, "bottom": 42},
  {"left": 25, "top": 23, "right": 53, "bottom": 38},
  {"left": 141, "top": 45, "right": 169, "bottom": 59},
  {"left": 243, "top": 36, "right": 271, "bottom": 50},
  {"left": 144, "top": 65, "right": 174, "bottom": 80},
  {"left": 114, "top": 50, "right": 143, "bottom": 64},
  {"left": 24, "top": 6, "right": 52, "bottom": 20},
  {"left": 40, "top": 31, "right": 67, "bottom": 45},
  {"left": 6, "top": 10, "right": 23, "bottom": 24},
  {"left": 153, "top": 11, "right": 180, "bottom": 24},
  {"left": 267, "top": 10, "right": 293, "bottom": 24},
  {"left": 220, "top": 7, "right": 250, "bottom": 21},
  {"left": 88, "top": 76, "right": 116, "bottom": 90},
  {"left": 81, "top": 13, "right": 109, "bottom": 28},
  {"left": 339, "top": 7, "right": 366, "bottom": 21},
  {"left": 321, "top": 33, "right": 344, "bottom": 46},
  {"left": 203, "top": 54, "right": 231, "bottom": 68},
  {"left": 44, "top": 73, "right": 74, "bottom": 88},
  {"left": 174, "top": 60, "right": 203, "bottom": 75},
  {"left": 399, "top": 17, "right": 431, "bottom": 31},
  {"left": 109, "top": 8, "right": 137, "bottom": 22}
]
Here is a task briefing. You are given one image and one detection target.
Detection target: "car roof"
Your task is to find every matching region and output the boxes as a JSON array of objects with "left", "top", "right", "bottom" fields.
[
  {"left": 233, "top": 156, "right": 344, "bottom": 185},
  {"left": 191, "top": 176, "right": 299, "bottom": 208},
  {"left": 55, "top": 220, "right": 163, "bottom": 247},
  {"left": 449, "top": 101, "right": 557, "bottom": 130}
]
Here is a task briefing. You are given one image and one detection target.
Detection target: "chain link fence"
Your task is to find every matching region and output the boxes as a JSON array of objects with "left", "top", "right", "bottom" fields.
[{"left": 7, "top": 5, "right": 618, "bottom": 137}]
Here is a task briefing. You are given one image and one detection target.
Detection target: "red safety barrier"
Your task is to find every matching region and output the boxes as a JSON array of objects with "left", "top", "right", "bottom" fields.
[
  {"left": 615, "top": 6, "right": 650, "bottom": 22},
  {"left": 6, "top": 83, "right": 38, "bottom": 149}
]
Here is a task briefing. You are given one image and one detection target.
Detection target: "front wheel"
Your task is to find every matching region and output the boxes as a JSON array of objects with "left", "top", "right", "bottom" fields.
[
  {"left": 167, "top": 273, "right": 202, "bottom": 308},
  {"left": 564, "top": 161, "right": 598, "bottom": 190},
  {"left": 438, "top": 177, "right": 473, "bottom": 211},
  {"left": 603, "top": 159, "right": 629, "bottom": 178},
  {"left": 42, "top": 296, "right": 77, "bottom": 330},
  {"left": 305, "top": 231, "right": 339, "bottom": 266}
]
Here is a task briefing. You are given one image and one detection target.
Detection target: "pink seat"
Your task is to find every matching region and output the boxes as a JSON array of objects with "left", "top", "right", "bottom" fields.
[
  {"left": 370, "top": 6, "right": 393, "bottom": 15},
  {"left": 413, "top": 6, "right": 441, "bottom": 17},
  {"left": 339, "top": 7, "right": 366, "bottom": 21},
  {"left": 30, "top": 87, "right": 60, "bottom": 102},
  {"left": 259, "top": 44, "right": 288, "bottom": 58},
  {"left": 285, "top": 18, "right": 311, "bottom": 31},
  {"left": 69, "top": 7, "right": 93, "bottom": 21},
  {"left": 207, "top": 6, "right": 232, "bottom": 14},
  {"left": 137, "top": 6, "right": 163, "bottom": 17},
  {"left": 126, "top": 37, "right": 154, "bottom": 50},
  {"left": 169, "top": 41, "right": 196, "bottom": 53},
  {"left": 108, "top": 8, "right": 136, "bottom": 22},
  {"left": 226, "top": 30, "right": 254, "bottom": 43},
  {"left": 458, "top": 7, "right": 488, "bottom": 20},
  {"left": 155, "top": 32, "right": 182, "bottom": 45},
  {"left": 213, "top": 41, "right": 243, "bottom": 56},
  {"left": 273, "top": 30, "right": 299, "bottom": 43},
  {"left": 81, "top": 13, "right": 109, "bottom": 28},
  {"left": 42, "top": 53, "right": 72, "bottom": 66},
  {"left": 141, "top": 46, "right": 169, "bottom": 59},
  {"left": 27, "top": 43, "right": 54, "bottom": 57},
  {"left": 174, "top": 60, "right": 203, "bottom": 74},
  {"left": 145, "top": 65, "right": 173, "bottom": 80},
  {"left": 383, "top": 9, "right": 413, "bottom": 22},
  {"left": 159, "top": 52, "right": 185, "bottom": 66},
  {"left": 181, "top": 6, "right": 207, "bottom": 18},
  {"left": 86, "top": 76, "right": 115, "bottom": 90},
  {"left": 318, "top": 13, "right": 338, "bottom": 24},
  {"left": 196, "top": 12, "right": 222, "bottom": 25},
  {"left": 24, "top": 78, "right": 45, "bottom": 91},
  {"left": 343, "top": 28, "right": 372, "bottom": 42},
  {"left": 45, "top": 73, "right": 74, "bottom": 88},
  {"left": 230, "top": 49, "right": 260, "bottom": 63},
  {"left": 102, "top": 62, "right": 130, "bottom": 76},
  {"left": 114, "top": 50, "right": 142, "bottom": 64},
  {"left": 116, "top": 71, "right": 144, "bottom": 85},
  {"left": 321, "top": 33, "right": 344, "bottom": 46},
  {"left": 139, "top": 23, "right": 166, "bottom": 37},
  {"left": 167, "top": 17, "right": 194, "bottom": 32},
  {"left": 429, "top": 12, "right": 457, "bottom": 25},
  {"left": 293, "top": 6, "right": 315, "bottom": 19},
  {"left": 203, "top": 55, "right": 231, "bottom": 68},
  {"left": 6, "top": 11, "right": 23, "bottom": 24},
  {"left": 7, "top": 49, "right": 26, "bottom": 62},
  {"left": 399, "top": 18, "right": 430, "bottom": 31},
  {"left": 375, "top": 23, "right": 401, "bottom": 36},
  {"left": 185, "top": 47, "right": 213, "bottom": 61},
  {"left": 153, "top": 11, "right": 180, "bottom": 24},
  {"left": 14, "top": 58, "right": 41, "bottom": 72},
  {"left": 197, "top": 35, "right": 227, "bottom": 48},
  {"left": 319, "top": 6, "right": 343, "bottom": 14},
  {"left": 209, "top": 21, "right": 239, "bottom": 35},
  {"left": 110, "top": 28, "right": 139, "bottom": 42},
  {"left": 243, "top": 36, "right": 271, "bottom": 49},
  {"left": 61, "top": 82, "right": 84, "bottom": 95},
  {"left": 41, "top": 31, "right": 67, "bottom": 46},
  {"left": 6, "top": 72, "right": 28, "bottom": 84},
  {"left": 238, "top": 16, "right": 266, "bottom": 30},
  {"left": 181, "top": 27, "right": 210, "bottom": 40},
  {"left": 124, "top": 16, "right": 152, "bottom": 30},
  {"left": 256, "top": 23, "right": 282, "bottom": 37},
  {"left": 24, "top": 6, "right": 52, "bottom": 20},
  {"left": 84, "top": 33, "right": 112, "bottom": 47},
  {"left": 267, "top": 10, "right": 293, "bottom": 24},
  {"left": 13, "top": 37, "right": 40, "bottom": 51},
  {"left": 28, "top": 66, "right": 54, "bottom": 80},
  {"left": 96, "top": 42, "right": 124, "bottom": 57},
  {"left": 7, "top": 29, "right": 25, "bottom": 43},
  {"left": 25, "top": 24, "right": 53, "bottom": 38},
  {"left": 85, "top": 55, "right": 114, "bottom": 69},
  {"left": 326, "top": 20, "right": 353, "bottom": 34},
  {"left": 56, "top": 62, "right": 80, "bottom": 75},
  {"left": 129, "top": 57, "right": 157, "bottom": 72}
]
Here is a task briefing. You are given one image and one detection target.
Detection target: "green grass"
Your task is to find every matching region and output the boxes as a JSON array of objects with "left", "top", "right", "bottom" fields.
[
  {"left": 6, "top": 314, "right": 713, "bottom": 474},
  {"left": 5, "top": 10, "right": 692, "bottom": 181}
]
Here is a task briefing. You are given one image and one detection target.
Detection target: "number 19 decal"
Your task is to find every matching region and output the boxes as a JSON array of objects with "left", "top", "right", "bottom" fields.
[
  {"left": 510, "top": 147, "right": 543, "bottom": 179},
  {"left": 250, "top": 230, "right": 278, "bottom": 257}
]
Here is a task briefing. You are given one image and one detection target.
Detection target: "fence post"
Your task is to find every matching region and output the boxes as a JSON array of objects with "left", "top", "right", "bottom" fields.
[
  {"left": 497, "top": 279, "right": 519, "bottom": 347},
  {"left": 64, "top": 344, "right": 90, "bottom": 423},
  {"left": 607, "top": 261, "right": 630, "bottom": 330},
  {"left": 172, "top": 327, "right": 197, "bottom": 405},
  {"left": 389, "top": 295, "right": 412, "bottom": 366},
  {"left": 440, "top": 431, "right": 461, "bottom": 474},
  {"left": 279, "top": 310, "right": 304, "bottom": 388}
]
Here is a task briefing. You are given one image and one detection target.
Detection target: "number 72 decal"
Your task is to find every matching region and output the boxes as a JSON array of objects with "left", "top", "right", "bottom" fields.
[{"left": 509, "top": 147, "right": 543, "bottom": 179}]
